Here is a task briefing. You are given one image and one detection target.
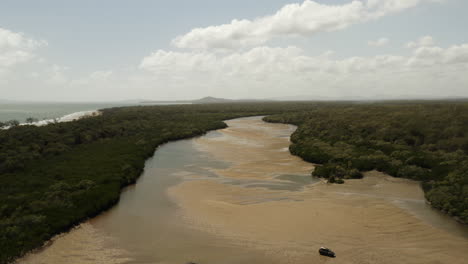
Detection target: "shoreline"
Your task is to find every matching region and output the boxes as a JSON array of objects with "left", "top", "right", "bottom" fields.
[
  {"left": 22, "top": 110, "right": 102, "bottom": 126},
  {"left": 1, "top": 110, "right": 101, "bottom": 130}
]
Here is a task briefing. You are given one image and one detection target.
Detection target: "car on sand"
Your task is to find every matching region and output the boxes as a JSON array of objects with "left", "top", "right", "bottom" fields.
[{"left": 319, "top": 247, "right": 336, "bottom": 258}]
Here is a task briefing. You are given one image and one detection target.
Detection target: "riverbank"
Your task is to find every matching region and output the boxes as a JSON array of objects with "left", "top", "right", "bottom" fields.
[{"left": 168, "top": 117, "right": 468, "bottom": 264}]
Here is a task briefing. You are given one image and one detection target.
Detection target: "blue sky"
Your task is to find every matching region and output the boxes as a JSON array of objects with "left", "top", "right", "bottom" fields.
[{"left": 1, "top": 0, "right": 467, "bottom": 101}]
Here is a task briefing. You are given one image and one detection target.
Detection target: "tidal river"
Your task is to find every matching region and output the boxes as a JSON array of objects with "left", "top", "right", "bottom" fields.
[{"left": 18, "top": 117, "right": 468, "bottom": 264}]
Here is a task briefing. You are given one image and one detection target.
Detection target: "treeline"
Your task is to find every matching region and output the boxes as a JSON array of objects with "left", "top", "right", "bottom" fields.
[
  {"left": 0, "top": 120, "right": 19, "bottom": 128},
  {"left": 264, "top": 102, "right": 468, "bottom": 224},
  {"left": 1, "top": 103, "right": 315, "bottom": 264},
  {"left": 0, "top": 118, "right": 42, "bottom": 128}
]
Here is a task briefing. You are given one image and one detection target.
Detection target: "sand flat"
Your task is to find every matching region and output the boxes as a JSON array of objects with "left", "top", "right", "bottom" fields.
[
  {"left": 168, "top": 117, "right": 468, "bottom": 264},
  {"left": 17, "top": 223, "right": 131, "bottom": 264}
]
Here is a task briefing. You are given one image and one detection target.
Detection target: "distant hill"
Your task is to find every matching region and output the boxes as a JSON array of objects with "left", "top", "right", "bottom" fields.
[
  {"left": 140, "top": 96, "right": 271, "bottom": 105},
  {"left": 192, "top": 96, "right": 233, "bottom": 104}
]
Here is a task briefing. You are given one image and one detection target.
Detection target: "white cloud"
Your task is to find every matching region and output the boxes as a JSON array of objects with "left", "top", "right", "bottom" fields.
[
  {"left": 407, "top": 43, "right": 468, "bottom": 67},
  {"left": 44, "top": 65, "right": 69, "bottom": 85},
  {"left": 366, "top": 0, "right": 433, "bottom": 16},
  {"left": 368, "top": 37, "right": 389, "bottom": 47},
  {"left": 89, "top": 70, "right": 113, "bottom": 81},
  {"left": 66, "top": 70, "right": 113, "bottom": 89},
  {"left": 406, "top": 35, "right": 435, "bottom": 48},
  {"left": 0, "top": 27, "right": 46, "bottom": 71},
  {"left": 142, "top": 43, "right": 468, "bottom": 77},
  {"left": 139, "top": 41, "right": 468, "bottom": 99},
  {"left": 5, "top": 40, "right": 466, "bottom": 101},
  {"left": 140, "top": 50, "right": 217, "bottom": 73},
  {"left": 0, "top": 28, "right": 45, "bottom": 51},
  {"left": 173, "top": 0, "right": 440, "bottom": 50}
]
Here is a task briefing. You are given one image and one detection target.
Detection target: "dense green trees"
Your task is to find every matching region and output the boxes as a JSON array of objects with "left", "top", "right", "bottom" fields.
[
  {"left": 25, "top": 117, "right": 38, "bottom": 124},
  {"left": 0, "top": 120, "right": 19, "bottom": 128},
  {"left": 264, "top": 101, "right": 468, "bottom": 224}
]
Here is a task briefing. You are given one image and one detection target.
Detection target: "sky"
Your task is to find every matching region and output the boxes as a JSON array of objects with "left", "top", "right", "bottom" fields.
[{"left": 1, "top": 0, "right": 468, "bottom": 102}]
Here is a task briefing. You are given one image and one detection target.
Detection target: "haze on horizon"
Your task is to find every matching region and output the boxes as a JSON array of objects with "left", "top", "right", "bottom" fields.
[{"left": 1, "top": 0, "right": 467, "bottom": 102}]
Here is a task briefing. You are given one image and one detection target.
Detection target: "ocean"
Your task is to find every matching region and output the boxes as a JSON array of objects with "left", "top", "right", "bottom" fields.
[{"left": 0, "top": 102, "right": 135, "bottom": 123}]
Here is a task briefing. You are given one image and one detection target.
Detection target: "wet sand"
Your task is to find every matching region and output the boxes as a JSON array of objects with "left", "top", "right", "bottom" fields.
[
  {"left": 17, "top": 116, "right": 468, "bottom": 264},
  {"left": 168, "top": 117, "right": 468, "bottom": 264}
]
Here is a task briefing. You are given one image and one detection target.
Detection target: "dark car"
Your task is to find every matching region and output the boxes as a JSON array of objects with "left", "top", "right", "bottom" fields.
[{"left": 319, "top": 247, "right": 336, "bottom": 258}]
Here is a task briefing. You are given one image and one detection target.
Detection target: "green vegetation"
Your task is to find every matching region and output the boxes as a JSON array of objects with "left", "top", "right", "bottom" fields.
[
  {"left": 1, "top": 101, "right": 467, "bottom": 263},
  {"left": 264, "top": 102, "right": 468, "bottom": 224},
  {"left": 0, "top": 120, "right": 19, "bottom": 128},
  {"left": 25, "top": 117, "right": 38, "bottom": 124}
]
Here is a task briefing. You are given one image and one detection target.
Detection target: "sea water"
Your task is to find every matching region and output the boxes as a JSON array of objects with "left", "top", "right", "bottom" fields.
[{"left": 0, "top": 102, "right": 135, "bottom": 123}]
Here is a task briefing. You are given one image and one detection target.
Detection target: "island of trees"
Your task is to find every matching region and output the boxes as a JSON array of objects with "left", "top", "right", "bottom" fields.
[{"left": 0, "top": 101, "right": 467, "bottom": 263}]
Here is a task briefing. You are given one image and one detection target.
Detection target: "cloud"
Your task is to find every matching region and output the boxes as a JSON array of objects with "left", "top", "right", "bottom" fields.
[
  {"left": 408, "top": 43, "right": 468, "bottom": 67},
  {"left": 0, "top": 27, "right": 46, "bottom": 71},
  {"left": 368, "top": 37, "right": 389, "bottom": 47},
  {"left": 173, "top": 0, "right": 440, "bottom": 50},
  {"left": 406, "top": 35, "right": 435, "bottom": 48},
  {"left": 89, "top": 70, "right": 113, "bottom": 81},
  {"left": 0, "top": 28, "right": 67, "bottom": 96},
  {"left": 139, "top": 41, "right": 468, "bottom": 98},
  {"left": 140, "top": 50, "right": 217, "bottom": 73},
  {"left": 5, "top": 38, "right": 466, "bottom": 101},
  {"left": 142, "top": 42, "right": 468, "bottom": 77}
]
